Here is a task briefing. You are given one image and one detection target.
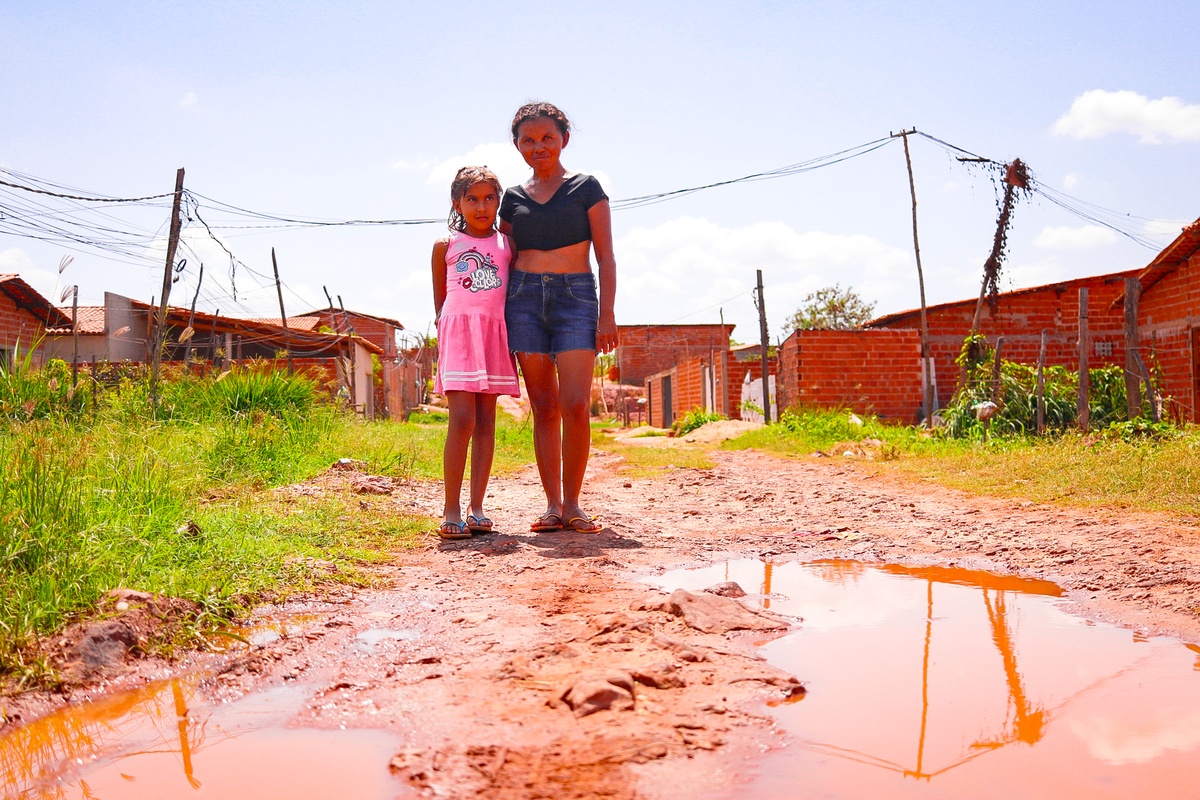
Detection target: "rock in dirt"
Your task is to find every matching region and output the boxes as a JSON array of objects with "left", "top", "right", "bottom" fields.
[
  {"left": 703, "top": 581, "right": 747, "bottom": 598},
  {"left": 666, "top": 589, "right": 787, "bottom": 634},
  {"left": 62, "top": 620, "right": 139, "bottom": 678},
  {"left": 557, "top": 671, "right": 637, "bottom": 717},
  {"left": 628, "top": 661, "right": 686, "bottom": 689}
]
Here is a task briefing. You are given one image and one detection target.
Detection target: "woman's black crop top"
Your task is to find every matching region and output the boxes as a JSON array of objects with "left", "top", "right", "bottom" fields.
[{"left": 499, "top": 174, "right": 608, "bottom": 251}]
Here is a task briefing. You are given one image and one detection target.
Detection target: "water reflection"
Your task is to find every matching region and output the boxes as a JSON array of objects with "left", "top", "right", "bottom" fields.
[
  {"left": 0, "top": 677, "right": 405, "bottom": 799},
  {"left": 648, "top": 559, "right": 1200, "bottom": 798}
]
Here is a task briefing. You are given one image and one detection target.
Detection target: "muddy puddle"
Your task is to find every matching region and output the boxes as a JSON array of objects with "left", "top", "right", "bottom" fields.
[
  {"left": 648, "top": 558, "right": 1200, "bottom": 799},
  {"left": 0, "top": 670, "right": 407, "bottom": 800}
]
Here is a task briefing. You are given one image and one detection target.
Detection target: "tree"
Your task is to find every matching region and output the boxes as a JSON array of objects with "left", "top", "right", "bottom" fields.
[{"left": 786, "top": 284, "right": 876, "bottom": 331}]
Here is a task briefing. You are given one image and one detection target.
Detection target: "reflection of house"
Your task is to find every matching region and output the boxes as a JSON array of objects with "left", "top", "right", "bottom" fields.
[
  {"left": 0, "top": 274, "right": 72, "bottom": 365},
  {"left": 43, "top": 292, "right": 385, "bottom": 417}
]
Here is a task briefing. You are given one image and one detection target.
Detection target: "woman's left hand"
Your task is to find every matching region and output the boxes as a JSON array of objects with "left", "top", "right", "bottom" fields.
[{"left": 597, "top": 310, "right": 619, "bottom": 354}]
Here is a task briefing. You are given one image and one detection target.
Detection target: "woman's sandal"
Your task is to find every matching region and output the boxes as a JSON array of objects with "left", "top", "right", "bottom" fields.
[
  {"left": 437, "top": 520, "right": 471, "bottom": 540},
  {"left": 530, "top": 513, "right": 563, "bottom": 532},
  {"left": 465, "top": 514, "right": 493, "bottom": 533},
  {"left": 563, "top": 515, "right": 603, "bottom": 534}
]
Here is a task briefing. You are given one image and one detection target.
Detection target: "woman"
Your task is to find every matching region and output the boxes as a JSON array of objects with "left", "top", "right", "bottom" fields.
[{"left": 499, "top": 101, "right": 618, "bottom": 533}]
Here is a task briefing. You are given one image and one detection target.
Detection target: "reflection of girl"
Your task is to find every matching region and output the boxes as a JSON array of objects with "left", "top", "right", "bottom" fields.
[
  {"left": 431, "top": 167, "right": 519, "bottom": 539},
  {"left": 499, "top": 102, "right": 618, "bottom": 534}
]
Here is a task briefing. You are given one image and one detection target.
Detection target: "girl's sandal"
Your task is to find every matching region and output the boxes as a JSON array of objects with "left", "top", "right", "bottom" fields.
[
  {"left": 437, "top": 520, "right": 471, "bottom": 540},
  {"left": 465, "top": 515, "right": 493, "bottom": 533},
  {"left": 564, "top": 515, "right": 603, "bottom": 534}
]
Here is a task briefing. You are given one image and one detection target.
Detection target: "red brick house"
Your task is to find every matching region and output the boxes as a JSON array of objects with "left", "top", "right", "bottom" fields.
[
  {"left": 1119, "top": 218, "right": 1200, "bottom": 421},
  {"left": 0, "top": 274, "right": 72, "bottom": 365},
  {"left": 615, "top": 323, "right": 734, "bottom": 386},
  {"left": 776, "top": 329, "right": 923, "bottom": 422},
  {"left": 771, "top": 216, "right": 1200, "bottom": 425},
  {"left": 867, "top": 271, "right": 1136, "bottom": 415},
  {"left": 43, "top": 292, "right": 384, "bottom": 417}
]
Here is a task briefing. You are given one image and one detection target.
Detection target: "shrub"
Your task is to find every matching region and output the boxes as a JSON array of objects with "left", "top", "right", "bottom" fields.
[{"left": 672, "top": 408, "right": 725, "bottom": 436}]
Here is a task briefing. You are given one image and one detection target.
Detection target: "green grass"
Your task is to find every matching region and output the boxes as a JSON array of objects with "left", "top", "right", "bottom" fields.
[
  {"left": 0, "top": 363, "right": 536, "bottom": 683},
  {"left": 722, "top": 406, "right": 1200, "bottom": 516},
  {"left": 592, "top": 428, "right": 716, "bottom": 476}
]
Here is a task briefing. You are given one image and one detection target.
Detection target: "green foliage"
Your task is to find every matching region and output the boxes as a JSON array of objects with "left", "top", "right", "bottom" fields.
[
  {"left": 0, "top": 344, "right": 89, "bottom": 422},
  {"left": 672, "top": 408, "right": 725, "bottom": 436},
  {"left": 786, "top": 284, "right": 876, "bottom": 332},
  {"left": 942, "top": 351, "right": 1134, "bottom": 439},
  {"left": 1104, "top": 418, "right": 1181, "bottom": 442}
]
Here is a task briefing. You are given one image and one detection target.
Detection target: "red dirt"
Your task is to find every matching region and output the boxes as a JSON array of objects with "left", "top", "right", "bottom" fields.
[{"left": 4, "top": 425, "right": 1200, "bottom": 798}]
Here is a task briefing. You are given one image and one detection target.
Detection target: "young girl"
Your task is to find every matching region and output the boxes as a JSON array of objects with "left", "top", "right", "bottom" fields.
[{"left": 431, "top": 166, "right": 519, "bottom": 539}]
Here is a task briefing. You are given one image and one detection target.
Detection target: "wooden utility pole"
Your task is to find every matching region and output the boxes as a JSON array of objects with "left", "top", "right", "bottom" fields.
[
  {"left": 1124, "top": 277, "right": 1142, "bottom": 419},
  {"left": 272, "top": 248, "right": 293, "bottom": 374},
  {"left": 70, "top": 285, "right": 79, "bottom": 390},
  {"left": 182, "top": 263, "right": 203, "bottom": 367},
  {"left": 755, "top": 269, "right": 771, "bottom": 423},
  {"left": 1036, "top": 330, "right": 1047, "bottom": 435},
  {"left": 206, "top": 310, "right": 220, "bottom": 376},
  {"left": 1077, "top": 287, "right": 1090, "bottom": 431},
  {"left": 896, "top": 129, "right": 934, "bottom": 424},
  {"left": 151, "top": 167, "right": 185, "bottom": 410}
]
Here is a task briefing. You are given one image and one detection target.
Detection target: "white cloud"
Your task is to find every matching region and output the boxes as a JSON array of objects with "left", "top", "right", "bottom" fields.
[
  {"left": 1071, "top": 709, "right": 1200, "bottom": 766},
  {"left": 1034, "top": 225, "right": 1118, "bottom": 250},
  {"left": 426, "top": 142, "right": 530, "bottom": 192},
  {"left": 390, "top": 157, "right": 432, "bottom": 172},
  {"left": 1063, "top": 172, "right": 1080, "bottom": 191},
  {"left": 615, "top": 217, "right": 910, "bottom": 339},
  {"left": 0, "top": 247, "right": 38, "bottom": 276},
  {"left": 1052, "top": 90, "right": 1200, "bottom": 144},
  {"left": 178, "top": 91, "right": 198, "bottom": 109}
]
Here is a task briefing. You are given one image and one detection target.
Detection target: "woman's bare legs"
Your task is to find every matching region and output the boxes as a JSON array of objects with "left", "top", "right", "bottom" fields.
[
  {"left": 554, "top": 349, "right": 598, "bottom": 523},
  {"left": 516, "top": 350, "right": 596, "bottom": 525},
  {"left": 442, "top": 391, "right": 477, "bottom": 525},
  {"left": 516, "top": 353, "right": 563, "bottom": 518},
  {"left": 468, "top": 393, "right": 498, "bottom": 521}
]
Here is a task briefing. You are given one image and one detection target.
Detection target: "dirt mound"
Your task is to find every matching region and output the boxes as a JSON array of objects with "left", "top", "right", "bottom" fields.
[{"left": 679, "top": 420, "right": 761, "bottom": 443}]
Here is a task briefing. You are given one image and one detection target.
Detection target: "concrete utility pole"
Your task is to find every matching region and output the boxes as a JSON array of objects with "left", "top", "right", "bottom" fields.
[
  {"left": 272, "top": 248, "right": 293, "bottom": 375},
  {"left": 755, "top": 269, "right": 771, "bottom": 424}
]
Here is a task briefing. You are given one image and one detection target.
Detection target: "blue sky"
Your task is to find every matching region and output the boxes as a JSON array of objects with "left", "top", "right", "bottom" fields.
[{"left": 2, "top": 1, "right": 1198, "bottom": 344}]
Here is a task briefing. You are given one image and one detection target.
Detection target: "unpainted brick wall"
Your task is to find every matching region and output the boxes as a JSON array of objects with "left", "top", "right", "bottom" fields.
[
  {"left": 873, "top": 273, "right": 1135, "bottom": 410},
  {"left": 616, "top": 324, "right": 732, "bottom": 386},
  {"left": 0, "top": 292, "right": 47, "bottom": 355},
  {"left": 779, "top": 329, "right": 922, "bottom": 422}
]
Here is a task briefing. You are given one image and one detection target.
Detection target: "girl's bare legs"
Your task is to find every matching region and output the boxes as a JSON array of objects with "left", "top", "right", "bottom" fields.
[
  {"left": 515, "top": 350, "right": 596, "bottom": 522},
  {"left": 554, "top": 349, "right": 598, "bottom": 522},
  {"left": 516, "top": 352, "right": 563, "bottom": 518},
  {"left": 443, "top": 391, "right": 477, "bottom": 525},
  {"left": 468, "top": 393, "right": 498, "bottom": 521}
]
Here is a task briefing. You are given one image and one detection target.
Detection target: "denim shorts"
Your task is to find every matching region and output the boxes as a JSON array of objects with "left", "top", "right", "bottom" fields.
[{"left": 505, "top": 269, "right": 598, "bottom": 354}]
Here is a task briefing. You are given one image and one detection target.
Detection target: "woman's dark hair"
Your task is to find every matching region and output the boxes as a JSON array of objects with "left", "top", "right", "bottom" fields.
[
  {"left": 447, "top": 166, "right": 503, "bottom": 232},
  {"left": 510, "top": 101, "right": 571, "bottom": 141}
]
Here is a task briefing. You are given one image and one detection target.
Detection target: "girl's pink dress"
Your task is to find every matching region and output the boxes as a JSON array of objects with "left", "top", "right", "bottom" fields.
[{"left": 435, "top": 230, "right": 520, "bottom": 396}]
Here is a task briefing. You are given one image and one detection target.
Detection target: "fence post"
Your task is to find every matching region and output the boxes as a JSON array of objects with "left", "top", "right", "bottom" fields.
[{"left": 1077, "top": 288, "right": 1090, "bottom": 432}]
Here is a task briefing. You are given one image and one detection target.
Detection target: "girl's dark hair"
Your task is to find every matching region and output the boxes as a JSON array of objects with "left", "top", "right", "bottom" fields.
[
  {"left": 447, "top": 166, "right": 503, "bottom": 232},
  {"left": 510, "top": 101, "right": 571, "bottom": 141}
]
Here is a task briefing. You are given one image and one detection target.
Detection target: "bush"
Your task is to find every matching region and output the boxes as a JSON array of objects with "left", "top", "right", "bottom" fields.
[{"left": 672, "top": 409, "right": 725, "bottom": 436}]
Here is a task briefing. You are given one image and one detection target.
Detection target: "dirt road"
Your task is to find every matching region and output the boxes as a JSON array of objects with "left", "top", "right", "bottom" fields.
[{"left": 6, "top": 428, "right": 1200, "bottom": 798}]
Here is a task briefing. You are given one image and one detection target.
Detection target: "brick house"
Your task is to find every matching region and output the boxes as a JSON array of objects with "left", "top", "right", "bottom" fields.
[
  {"left": 615, "top": 323, "right": 734, "bottom": 386},
  {"left": 1119, "top": 218, "right": 1200, "bottom": 421},
  {"left": 0, "top": 274, "right": 72, "bottom": 365},
  {"left": 284, "top": 307, "right": 422, "bottom": 418},
  {"left": 43, "top": 292, "right": 384, "bottom": 417},
  {"left": 776, "top": 328, "right": 923, "bottom": 423},
  {"left": 771, "top": 216, "right": 1200, "bottom": 424}
]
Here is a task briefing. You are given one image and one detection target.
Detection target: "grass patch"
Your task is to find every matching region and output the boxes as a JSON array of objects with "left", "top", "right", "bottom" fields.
[
  {"left": 0, "top": 364, "right": 536, "bottom": 681},
  {"left": 592, "top": 428, "right": 715, "bottom": 476}
]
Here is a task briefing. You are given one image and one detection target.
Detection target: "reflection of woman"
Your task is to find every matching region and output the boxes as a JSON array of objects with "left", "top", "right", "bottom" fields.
[{"left": 499, "top": 102, "right": 618, "bottom": 533}]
